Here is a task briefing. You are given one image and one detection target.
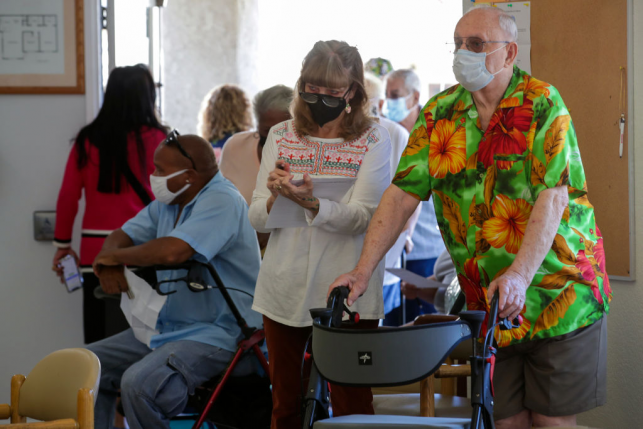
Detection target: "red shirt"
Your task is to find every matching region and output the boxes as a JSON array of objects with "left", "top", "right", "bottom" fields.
[{"left": 54, "top": 127, "right": 166, "bottom": 267}]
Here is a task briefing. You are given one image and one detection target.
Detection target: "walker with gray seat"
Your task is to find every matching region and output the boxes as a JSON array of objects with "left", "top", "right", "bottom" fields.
[{"left": 302, "top": 286, "right": 518, "bottom": 429}]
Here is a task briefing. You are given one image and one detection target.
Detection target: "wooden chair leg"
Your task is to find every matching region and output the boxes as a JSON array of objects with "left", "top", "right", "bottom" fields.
[
  {"left": 419, "top": 374, "right": 436, "bottom": 417},
  {"left": 10, "top": 375, "right": 26, "bottom": 424},
  {"left": 440, "top": 359, "right": 456, "bottom": 396},
  {"left": 77, "top": 388, "right": 94, "bottom": 429}
]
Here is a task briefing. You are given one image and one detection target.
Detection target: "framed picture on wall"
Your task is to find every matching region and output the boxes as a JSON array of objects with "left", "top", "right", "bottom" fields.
[{"left": 0, "top": 0, "right": 84, "bottom": 94}]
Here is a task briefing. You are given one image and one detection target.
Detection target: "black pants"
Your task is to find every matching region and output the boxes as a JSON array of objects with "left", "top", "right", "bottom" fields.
[{"left": 82, "top": 273, "right": 127, "bottom": 344}]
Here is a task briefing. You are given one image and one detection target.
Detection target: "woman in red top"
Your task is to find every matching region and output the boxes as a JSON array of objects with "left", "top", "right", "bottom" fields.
[{"left": 52, "top": 64, "right": 167, "bottom": 344}]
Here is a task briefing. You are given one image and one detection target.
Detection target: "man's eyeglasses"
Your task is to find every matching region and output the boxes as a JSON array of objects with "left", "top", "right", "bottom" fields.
[
  {"left": 299, "top": 85, "right": 352, "bottom": 108},
  {"left": 450, "top": 37, "right": 511, "bottom": 54},
  {"left": 163, "top": 129, "right": 197, "bottom": 170}
]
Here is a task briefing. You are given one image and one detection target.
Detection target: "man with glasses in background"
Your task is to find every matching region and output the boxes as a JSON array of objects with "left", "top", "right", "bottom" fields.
[
  {"left": 330, "top": 6, "right": 610, "bottom": 428},
  {"left": 383, "top": 68, "right": 446, "bottom": 323},
  {"left": 87, "top": 132, "right": 263, "bottom": 429}
]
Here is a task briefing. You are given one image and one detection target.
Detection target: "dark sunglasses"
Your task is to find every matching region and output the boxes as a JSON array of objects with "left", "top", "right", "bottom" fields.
[
  {"left": 299, "top": 85, "right": 352, "bottom": 108},
  {"left": 163, "top": 129, "right": 197, "bottom": 171},
  {"left": 451, "top": 37, "right": 510, "bottom": 54}
]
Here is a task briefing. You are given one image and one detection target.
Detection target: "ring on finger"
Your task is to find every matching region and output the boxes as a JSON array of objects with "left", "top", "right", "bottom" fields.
[{"left": 275, "top": 184, "right": 283, "bottom": 191}]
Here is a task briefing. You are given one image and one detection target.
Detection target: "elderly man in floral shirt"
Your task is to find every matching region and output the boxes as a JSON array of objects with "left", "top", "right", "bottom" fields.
[{"left": 330, "top": 5, "right": 610, "bottom": 429}]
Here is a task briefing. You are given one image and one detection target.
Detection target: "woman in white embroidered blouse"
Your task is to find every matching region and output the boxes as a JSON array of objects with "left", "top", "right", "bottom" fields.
[{"left": 248, "top": 40, "right": 391, "bottom": 427}]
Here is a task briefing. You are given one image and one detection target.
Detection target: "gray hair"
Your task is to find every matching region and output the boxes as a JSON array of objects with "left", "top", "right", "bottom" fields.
[
  {"left": 253, "top": 84, "right": 294, "bottom": 122},
  {"left": 465, "top": 5, "right": 519, "bottom": 43},
  {"left": 386, "top": 68, "right": 421, "bottom": 95}
]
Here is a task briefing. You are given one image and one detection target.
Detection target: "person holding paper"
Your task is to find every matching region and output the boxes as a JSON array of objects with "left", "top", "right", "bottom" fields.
[
  {"left": 248, "top": 40, "right": 391, "bottom": 428},
  {"left": 364, "top": 71, "right": 422, "bottom": 325},
  {"left": 385, "top": 68, "right": 447, "bottom": 321},
  {"left": 329, "top": 6, "right": 610, "bottom": 429},
  {"left": 400, "top": 249, "right": 457, "bottom": 314},
  {"left": 87, "top": 134, "right": 262, "bottom": 429}
]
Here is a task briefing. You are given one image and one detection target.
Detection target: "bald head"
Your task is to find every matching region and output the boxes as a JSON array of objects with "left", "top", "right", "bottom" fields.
[
  {"left": 177, "top": 134, "right": 217, "bottom": 175},
  {"left": 158, "top": 134, "right": 218, "bottom": 178},
  {"left": 458, "top": 6, "right": 518, "bottom": 43}
]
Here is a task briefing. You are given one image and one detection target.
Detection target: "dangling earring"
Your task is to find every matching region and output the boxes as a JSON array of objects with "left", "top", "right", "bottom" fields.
[{"left": 345, "top": 103, "right": 352, "bottom": 114}]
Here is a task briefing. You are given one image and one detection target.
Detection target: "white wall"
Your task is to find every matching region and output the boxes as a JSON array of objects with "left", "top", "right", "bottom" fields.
[
  {"left": 0, "top": 0, "right": 100, "bottom": 406},
  {"left": 578, "top": 3, "right": 643, "bottom": 427},
  {"left": 161, "top": 0, "right": 259, "bottom": 135}
]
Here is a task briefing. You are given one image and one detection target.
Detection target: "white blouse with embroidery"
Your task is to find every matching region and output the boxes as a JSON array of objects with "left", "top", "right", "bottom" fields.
[{"left": 249, "top": 119, "right": 392, "bottom": 327}]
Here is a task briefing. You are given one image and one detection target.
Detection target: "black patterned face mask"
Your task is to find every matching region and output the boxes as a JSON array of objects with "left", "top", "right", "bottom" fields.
[{"left": 299, "top": 86, "right": 351, "bottom": 127}]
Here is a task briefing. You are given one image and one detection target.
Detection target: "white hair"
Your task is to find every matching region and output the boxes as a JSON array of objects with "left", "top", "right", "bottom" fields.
[
  {"left": 363, "top": 72, "right": 384, "bottom": 116},
  {"left": 464, "top": 5, "right": 518, "bottom": 43},
  {"left": 364, "top": 72, "right": 384, "bottom": 101},
  {"left": 253, "top": 84, "right": 293, "bottom": 122},
  {"left": 386, "top": 68, "right": 421, "bottom": 95}
]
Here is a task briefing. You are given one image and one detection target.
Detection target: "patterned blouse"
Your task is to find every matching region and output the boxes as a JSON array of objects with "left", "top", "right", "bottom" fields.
[
  {"left": 392, "top": 66, "right": 611, "bottom": 346},
  {"left": 249, "top": 119, "right": 391, "bottom": 327}
]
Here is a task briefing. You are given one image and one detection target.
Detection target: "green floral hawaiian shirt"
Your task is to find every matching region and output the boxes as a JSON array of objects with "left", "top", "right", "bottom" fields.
[{"left": 393, "top": 66, "right": 611, "bottom": 346}]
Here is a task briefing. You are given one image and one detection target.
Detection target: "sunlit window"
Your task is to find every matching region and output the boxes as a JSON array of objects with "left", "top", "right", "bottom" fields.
[
  {"left": 100, "top": 0, "right": 150, "bottom": 90},
  {"left": 114, "top": 0, "right": 149, "bottom": 67},
  {"left": 257, "top": 0, "right": 462, "bottom": 104}
]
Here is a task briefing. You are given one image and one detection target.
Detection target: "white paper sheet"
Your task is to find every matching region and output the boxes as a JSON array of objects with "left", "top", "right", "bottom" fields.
[
  {"left": 265, "top": 177, "right": 356, "bottom": 229},
  {"left": 385, "top": 268, "right": 446, "bottom": 289},
  {"left": 120, "top": 269, "right": 167, "bottom": 347}
]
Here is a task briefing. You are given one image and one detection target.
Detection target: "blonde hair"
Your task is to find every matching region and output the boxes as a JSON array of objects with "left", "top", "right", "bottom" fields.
[
  {"left": 197, "top": 84, "right": 253, "bottom": 142},
  {"left": 293, "top": 40, "right": 373, "bottom": 142}
]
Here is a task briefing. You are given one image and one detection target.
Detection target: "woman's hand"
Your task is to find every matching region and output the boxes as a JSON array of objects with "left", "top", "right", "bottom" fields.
[
  {"left": 52, "top": 247, "right": 79, "bottom": 284},
  {"left": 400, "top": 280, "right": 420, "bottom": 300},
  {"left": 266, "top": 160, "right": 319, "bottom": 213},
  {"left": 266, "top": 160, "right": 293, "bottom": 198},
  {"left": 401, "top": 278, "right": 439, "bottom": 303},
  {"left": 280, "top": 173, "right": 317, "bottom": 210}
]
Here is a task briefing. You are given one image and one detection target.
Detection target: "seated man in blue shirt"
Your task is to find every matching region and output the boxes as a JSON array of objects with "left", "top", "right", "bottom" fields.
[{"left": 87, "top": 133, "right": 262, "bottom": 429}]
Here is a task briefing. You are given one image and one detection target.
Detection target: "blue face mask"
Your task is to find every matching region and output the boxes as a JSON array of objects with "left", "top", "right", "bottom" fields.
[
  {"left": 383, "top": 94, "right": 413, "bottom": 123},
  {"left": 452, "top": 45, "right": 507, "bottom": 92}
]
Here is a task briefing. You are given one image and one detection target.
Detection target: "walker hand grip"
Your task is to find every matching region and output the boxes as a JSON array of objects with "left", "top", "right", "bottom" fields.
[{"left": 499, "top": 314, "right": 523, "bottom": 330}]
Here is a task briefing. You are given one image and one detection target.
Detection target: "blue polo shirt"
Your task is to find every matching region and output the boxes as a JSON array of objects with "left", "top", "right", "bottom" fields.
[{"left": 121, "top": 172, "right": 262, "bottom": 352}]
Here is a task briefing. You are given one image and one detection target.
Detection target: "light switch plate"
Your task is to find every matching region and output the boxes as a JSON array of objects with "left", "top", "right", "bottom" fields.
[{"left": 34, "top": 211, "right": 56, "bottom": 241}]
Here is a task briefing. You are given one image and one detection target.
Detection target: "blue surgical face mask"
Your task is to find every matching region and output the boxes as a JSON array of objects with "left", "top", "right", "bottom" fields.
[
  {"left": 452, "top": 45, "right": 507, "bottom": 92},
  {"left": 383, "top": 94, "right": 413, "bottom": 123}
]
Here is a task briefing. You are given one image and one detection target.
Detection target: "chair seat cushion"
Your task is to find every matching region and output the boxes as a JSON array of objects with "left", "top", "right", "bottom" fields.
[
  {"left": 313, "top": 414, "right": 470, "bottom": 428},
  {"left": 373, "top": 394, "right": 471, "bottom": 419}
]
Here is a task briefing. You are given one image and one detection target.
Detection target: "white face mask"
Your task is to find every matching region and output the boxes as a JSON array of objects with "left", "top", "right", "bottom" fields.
[
  {"left": 149, "top": 169, "right": 190, "bottom": 205},
  {"left": 452, "top": 45, "right": 507, "bottom": 92}
]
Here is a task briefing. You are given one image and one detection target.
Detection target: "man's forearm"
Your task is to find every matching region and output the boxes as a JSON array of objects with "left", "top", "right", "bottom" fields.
[
  {"left": 102, "top": 229, "right": 134, "bottom": 251},
  {"left": 508, "top": 186, "right": 569, "bottom": 283},
  {"left": 110, "top": 237, "right": 195, "bottom": 267},
  {"left": 355, "top": 184, "right": 420, "bottom": 275}
]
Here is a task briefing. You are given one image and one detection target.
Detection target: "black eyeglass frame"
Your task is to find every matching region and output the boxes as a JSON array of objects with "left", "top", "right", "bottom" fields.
[
  {"left": 163, "top": 129, "right": 197, "bottom": 171},
  {"left": 299, "top": 85, "right": 352, "bottom": 108},
  {"left": 449, "top": 37, "right": 512, "bottom": 54}
]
